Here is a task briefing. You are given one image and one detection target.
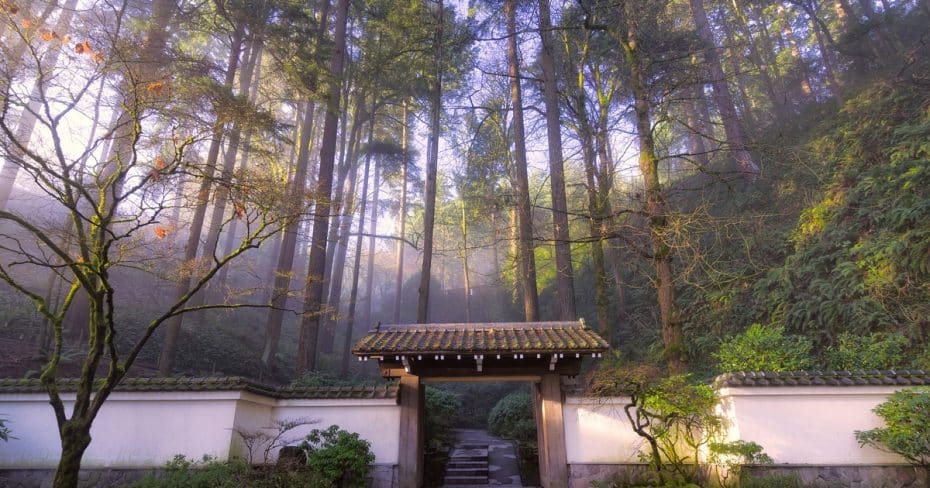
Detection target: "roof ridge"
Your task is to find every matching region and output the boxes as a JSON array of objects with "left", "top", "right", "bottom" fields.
[
  {"left": 0, "top": 377, "right": 399, "bottom": 399},
  {"left": 713, "top": 369, "right": 930, "bottom": 388}
]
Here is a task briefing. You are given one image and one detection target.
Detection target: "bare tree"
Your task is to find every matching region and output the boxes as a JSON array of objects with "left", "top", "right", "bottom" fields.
[{"left": 0, "top": 4, "right": 286, "bottom": 485}]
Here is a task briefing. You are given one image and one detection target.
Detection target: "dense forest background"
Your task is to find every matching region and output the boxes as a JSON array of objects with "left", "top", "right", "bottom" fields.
[{"left": 0, "top": 0, "right": 928, "bottom": 386}]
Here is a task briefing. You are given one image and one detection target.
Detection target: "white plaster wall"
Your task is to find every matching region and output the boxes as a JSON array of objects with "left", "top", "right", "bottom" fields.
[
  {"left": 229, "top": 392, "right": 276, "bottom": 462},
  {"left": 0, "top": 392, "right": 242, "bottom": 468},
  {"left": 0, "top": 391, "right": 401, "bottom": 469},
  {"left": 563, "top": 397, "right": 645, "bottom": 464},
  {"left": 716, "top": 386, "right": 906, "bottom": 465},
  {"left": 273, "top": 398, "right": 401, "bottom": 465}
]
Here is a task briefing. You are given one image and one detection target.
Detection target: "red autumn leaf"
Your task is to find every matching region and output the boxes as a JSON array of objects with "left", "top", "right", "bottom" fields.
[
  {"left": 154, "top": 156, "right": 166, "bottom": 170},
  {"left": 74, "top": 40, "right": 91, "bottom": 54},
  {"left": 20, "top": 18, "right": 32, "bottom": 29},
  {"left": 93, "top": 51, "right": 104, "bottom": 64},
  {"left": 154, "top": 226, "right": 169, "bottom": 239},
  {"left": 41, "top": 30, "right": 54, "bottom": 41},
  {"left": 146, "top": 81, "right": 166, "bottom": 94},
  {"left": 234, "top": 203, "right": 246, "bottom": 220}
]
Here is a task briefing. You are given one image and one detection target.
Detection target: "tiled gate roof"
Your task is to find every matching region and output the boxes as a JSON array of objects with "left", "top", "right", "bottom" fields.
[{"left": 352, "top": 321, "right": 609, "bottom": 357}]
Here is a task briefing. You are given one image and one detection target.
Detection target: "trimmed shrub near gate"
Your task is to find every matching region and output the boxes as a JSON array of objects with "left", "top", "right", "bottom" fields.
[
  {"left": 488, "top": 391, "right": 536, "bottom": 442},
  {"left": 301, "top": 425, "right": 375, "bottom": 488}
]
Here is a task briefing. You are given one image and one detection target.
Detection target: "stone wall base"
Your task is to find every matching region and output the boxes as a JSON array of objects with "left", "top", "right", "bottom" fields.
[
  {"left": 0, "top": 464, "right": 398, "bottom": 488},
  {"left": 568, "top": 463, "right": 652, "bottom": 488},
  {"left": 745, "top": 465, "right": 929, "bottom": 488}
]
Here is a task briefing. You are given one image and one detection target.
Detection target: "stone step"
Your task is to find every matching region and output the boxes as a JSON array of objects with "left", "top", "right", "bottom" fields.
[
  {"left": 447, "top": 460, "right": 487, "bottom": 469},
  {"left": 459, "top": 443, "right": 487, "bottom": 449},
  {"left": 446, "top": 466, "right": 489, "bottom": 477},
  {"left": 443, "top": 475, "right": 489, "bottom": 485},
  {"left": 449, "top": 447, "right": 488, "bottom": 461}
]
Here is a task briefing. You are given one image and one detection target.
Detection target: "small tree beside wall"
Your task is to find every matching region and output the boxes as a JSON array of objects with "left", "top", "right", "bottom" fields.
[{"left": 856, "top": 387, "right": 930, "bottom": 483}]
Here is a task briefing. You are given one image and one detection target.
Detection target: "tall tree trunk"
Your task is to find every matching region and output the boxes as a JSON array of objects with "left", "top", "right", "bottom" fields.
[
  {"left": 593, "top": 105, "right": 627, "bottom": 336},
  {"left": 0, "top": 0, "right": 78, "bottom": 209},
  {"left": 718, "top": 11, "right": 754, "bottom": 117},
  {"left": 460, "top": 199, "right": 472, "bottom": 322},
  {"left": 581, "top": 127, "right": 611, "bottom": 340},
  {"left": 322, "top": 103, "right": 364, "bottom": 352},
  {"left": 261, "top": 0, "right": 332, "bottom": 370},
  {"left": 321, "top": 100, "right": 358, "bottom": 313},
  {"left": 807, "top": 6, "right": 840, "bottom": 92},
  {"left": 690, "top": 0, "right": 760, "bottom": 181},
  {"left": 490, "top": 210, "right": 505, "bottom": 314},
  {"left": 509, "top": 206, "right": 523, "bottom": 309},
  {"left": 340, "top": 118, "right": 375, "bottom": 377},
  {"left": 621, "top": 10, "right": 685, "bottom": 374},
  {"left": 261, "top": 103, "right": 317, "bottom": 368},
  {"left": 296, "top": 0, "right": 350, "bottom": 373},
  {"left": 158, "top": 21, "right": 244, "bottom": 374},
  {"left": 196, "top": 26, "right": 260, "bottom": 307},
  {"left": 749, "top": 3, "right": 789, "bottom": 109},
  {"left": 506, "top": 0, "right": 539, "bottom": 321},
  {"left": 729, "top": 0, "right": 783, "bottom": 114},
  {"left": 538, "top": 0, "right": 576, "bottom": 320},
  {"left": 215, "top": 36, "right": 264, "bottom": 292},
  {"left": 416, "top": 1, "right": 443, "bottom": 324},
  {"left": 260, "top": 105, "right": 301, "bottom": 301},
  {"left": 685, "top": 83, "right": 710, "bottom": 168},
  {"left": 778, "top": 4, "right": 815, "bottom": 102},
  {"left": 362, "top": 159, "right": 381, "bottom": 327},
  {"left": 393, "top": 102, "right": 409, "bottom": 323},
  {"left": 564, "top": 45, "right": 612, "bottom": 339}
]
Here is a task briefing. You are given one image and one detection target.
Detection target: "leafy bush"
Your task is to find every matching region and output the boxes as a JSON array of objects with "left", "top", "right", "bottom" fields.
[
  {"left": 750, "top": 82, "right": 930, "bottom": 348},
  {"left": 856, "top": 387, "right": 930, "bottom": 466},
  {"left": 588, "top": 361, "right": 774, "bottom": 486},
  {"left": 291, "top": 371, "right": 386, "bottom": 388},
  {"left": 707, "top": 440, "right": 772, "bottom": 488},
  {"left": 488, "top": 391, "right": 536, "bottom": 442},
  {"left": 301, "top": 425, "right": 374, "bottom": 488},
  {"left": 741, "top": 473, "right": 804, "bottom": 488},
  {"left": 434, "top": 382, "right": 520, "bottom": 428},
  {"left": 824, "top": 332, "right": 910, "bottom": 370},
  {"left": 716, "top": 324, "right": 813, "bottom": 372},
  {"left": 126, "top": 455, "right": 318, "bottom": 487},
  {"left": 425, "top": 387, "right": 461, "bottom": 449}
]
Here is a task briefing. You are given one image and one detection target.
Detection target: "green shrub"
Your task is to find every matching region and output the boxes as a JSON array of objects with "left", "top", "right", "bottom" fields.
[
  {"left": 290, "top": 371, "right": 386, "bottom": 388},
  {"left": 488, "top": 391, "right": 536, "bottom": 442},
  {"left": 824, "top": 332, "right": 909, "bottom": 370},
  {"left": 855, "top": 387, "right": 930, "bottom": 466},
  {"left": 126, "top": 455, "right": 318, "bottom": 487},
  {"left": 707, "top": 440, "right": 772, "bottom": 488},
  {"left": 741, "top": 473, "right": 804, "bottom": 488},
  {"left": 301, "top": 425, "right": 374, "bottom": 488},
  {"left": 716, "top": 324, "right": 813, "bottom": 372},
  {"left": 425, "top": 387, "right": 461, "bottom": 449}
]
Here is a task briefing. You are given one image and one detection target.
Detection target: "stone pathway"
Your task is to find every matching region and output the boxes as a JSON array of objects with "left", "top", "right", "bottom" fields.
[{"left": 441, "top": 429, "right": 534, "bottom": 487}]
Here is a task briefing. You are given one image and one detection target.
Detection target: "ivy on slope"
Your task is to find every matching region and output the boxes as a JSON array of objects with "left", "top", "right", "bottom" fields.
[{"left": 752, "top": 82, "right": 930, "bottom": 350}]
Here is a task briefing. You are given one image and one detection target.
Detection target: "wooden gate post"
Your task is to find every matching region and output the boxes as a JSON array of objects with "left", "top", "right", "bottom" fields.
[
  {"left": 399, "top": 374, "right": 424, "bottom": 487},
  {"left": 538, "top": 373, "right": 568, "bottom": 488},
  {"left": 534, "top": 383, "right": 550, "bottom": 484}
]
